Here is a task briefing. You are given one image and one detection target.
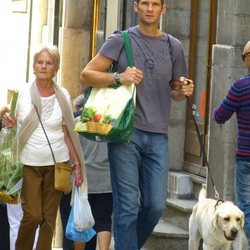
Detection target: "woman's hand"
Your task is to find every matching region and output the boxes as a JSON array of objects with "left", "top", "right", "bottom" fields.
[
  {"left": 74, "top": 163, "right": 84, "bottom": 187},
  {"left": 2, "top": 113, "right": 17, "bottom": 128}
]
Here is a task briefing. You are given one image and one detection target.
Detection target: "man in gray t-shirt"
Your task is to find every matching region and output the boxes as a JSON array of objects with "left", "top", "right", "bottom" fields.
[
  {"left": 80, "top": 1, "right": 194, "bottom": 249},
  {"left": 100, "top": 26, "right": 187, "bottom": 133}
]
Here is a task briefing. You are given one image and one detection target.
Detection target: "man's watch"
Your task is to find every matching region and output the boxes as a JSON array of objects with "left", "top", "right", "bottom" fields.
[{"left": 113, "top": 72, "right": 121, "bottom": 84}]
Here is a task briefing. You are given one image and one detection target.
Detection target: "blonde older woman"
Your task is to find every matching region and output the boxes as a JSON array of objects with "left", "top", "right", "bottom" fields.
[{"left": 2, "top": 44, "right": 85, "bottom": 250}]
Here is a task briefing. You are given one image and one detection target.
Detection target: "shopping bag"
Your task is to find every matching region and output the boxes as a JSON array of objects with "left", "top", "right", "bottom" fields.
[
  {"left": 75, "top": 84, "right": 135, "bottom": 143},
  {"left": 66, "top": 205, "right": 96, "bottom": 242},
  {"left": 74, "top": 30, "right": 136, "bottom": 143},
  {"left": 0, "top": 90, "right": 23, "bottom": 204},
  {"left": 73, "top": 186, "right": 95, "bottom": 231}
]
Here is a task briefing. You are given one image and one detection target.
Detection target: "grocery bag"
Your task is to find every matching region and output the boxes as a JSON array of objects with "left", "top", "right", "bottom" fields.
[
  {"left": 66, "top": 205, "right": 96, "bottom": 242},
  {"left": 74, "top": 31, "right": 136, "bottom": 143},
  {"left": 0, "top": 90, "right": 23, "bottom": 204},
  {"left": 73, "top": 186, "right": 95, "bottom": 231}
]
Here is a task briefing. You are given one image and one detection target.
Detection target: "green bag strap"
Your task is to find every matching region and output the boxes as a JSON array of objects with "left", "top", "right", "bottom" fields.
[
  {"left": 121, "top": 30, "right": 136, "bottom": 97},
  {"left": 122, "top": 31, "right": 134, "bottom": 67}
]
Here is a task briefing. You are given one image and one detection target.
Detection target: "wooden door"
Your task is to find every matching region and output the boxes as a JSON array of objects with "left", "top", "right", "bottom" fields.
[{"left": 184, "top": 0, "right": 217, "bottom": 176}]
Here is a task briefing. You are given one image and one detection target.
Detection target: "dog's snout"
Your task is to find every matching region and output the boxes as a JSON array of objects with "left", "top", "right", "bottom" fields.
[{"left": 231, "top": 227, "right": 238, "bottom": 237}]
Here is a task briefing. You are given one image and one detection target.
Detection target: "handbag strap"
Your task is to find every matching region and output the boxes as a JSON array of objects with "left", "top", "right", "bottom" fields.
[
  {"left": 122, "top": 31, "right": 136, "bottom": 96},
  {"left": 34, "top": 105, "right": 56, "bottom": 164},
  {"left": 122, "top": 31, "right": 134, "bottom": 67}
]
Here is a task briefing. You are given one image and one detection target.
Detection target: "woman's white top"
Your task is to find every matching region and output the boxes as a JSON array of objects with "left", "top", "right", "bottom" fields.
[{"left": 17, "top": 84, "right": 72, "bottom": 166}]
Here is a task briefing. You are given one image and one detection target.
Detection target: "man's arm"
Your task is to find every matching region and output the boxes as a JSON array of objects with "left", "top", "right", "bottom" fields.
[
  {"left": 80, "top": 54, "right": 143, "bottom": 87},
  {"left": 80, "top": 54, "right": 114, "bottom": 87},
  {"left": 213, "top": 94, "right": 237, "bottom": 124}
]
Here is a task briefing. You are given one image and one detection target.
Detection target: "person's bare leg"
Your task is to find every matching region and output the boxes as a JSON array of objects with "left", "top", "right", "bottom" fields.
[
  {"left": 74, "top": 241, "right": 86, "bottom": 250},
  {"left": 97, "top": 231, "right": 112, "bottom": 250}
]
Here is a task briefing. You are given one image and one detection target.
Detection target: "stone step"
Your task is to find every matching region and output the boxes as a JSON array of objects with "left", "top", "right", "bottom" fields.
[
  {"left": 166, "top": 171, "right": 204, "bottom": 232},
  {"left": 167, "top": 171, "right": 205, "bottom": 200},
  {"left": 142, "top": 220, "right": 189, "bottom": 250},
  {"left": 168, "top": 171, "right": 194, "bottom": 199},
  {"left": 141, "top": 171, "right": 204, "bottom": 249},
  {"left": 165, "top": 198, "right": 197, "bottom": 231}
]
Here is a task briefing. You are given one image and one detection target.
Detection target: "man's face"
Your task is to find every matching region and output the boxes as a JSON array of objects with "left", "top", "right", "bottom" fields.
[
  {"left": 243, "top": 53, "right": 250, "bottom": 72},
  {"left": 134, "top": 0, "right": 166, "bottom": 25}
]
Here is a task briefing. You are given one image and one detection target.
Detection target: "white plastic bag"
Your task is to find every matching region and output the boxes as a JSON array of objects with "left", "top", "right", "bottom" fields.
[
  {"left": 73, "top": 186, "right": 95, "bottom": 231},
  {"left": 66, "top": 205, "right": 96, "bottom": 242}
]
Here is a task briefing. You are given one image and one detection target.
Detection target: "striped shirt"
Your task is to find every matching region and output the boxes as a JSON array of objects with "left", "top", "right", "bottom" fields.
[{"left": 213, "top": 73, "right": 250, "bottom": 161}]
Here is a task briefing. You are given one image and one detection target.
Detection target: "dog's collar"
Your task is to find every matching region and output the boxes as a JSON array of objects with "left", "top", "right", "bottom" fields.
[{"left": 214, "top": 199, "right": 224, "bottom": 209}]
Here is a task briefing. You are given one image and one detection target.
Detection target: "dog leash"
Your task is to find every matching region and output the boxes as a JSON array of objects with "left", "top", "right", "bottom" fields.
[
  {"left": 167, "top": 38, "right": 220, "bottom": 199},
  {"left": 186, "top": 96, "right": 220, "bottom": 200}
]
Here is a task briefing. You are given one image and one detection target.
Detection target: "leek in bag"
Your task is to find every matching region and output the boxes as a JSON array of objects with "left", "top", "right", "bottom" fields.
[
  {"left": 0, "top": 90, "right": 22, "bottom": 204},
  {"left": 74, "top": 31, "right": 136, "bottom": 143}
]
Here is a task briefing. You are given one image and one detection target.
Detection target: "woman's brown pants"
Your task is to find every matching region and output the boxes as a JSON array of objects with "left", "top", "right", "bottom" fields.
[{"left": 15, "top": 165, "right": 62, "bottom": 250}]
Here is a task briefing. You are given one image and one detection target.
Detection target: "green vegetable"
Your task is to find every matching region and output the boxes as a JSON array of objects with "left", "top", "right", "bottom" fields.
[
  {"left": 0, "top": 90, "right": 22, "bottom": 204},
  {"left": 9, "top": 91, "right": 18, "bottom": 118},
  {"left": 81, "top": 106, "right": 96, "bottom": 122},
  {"left": 102, "top": 114, "right": 112, "bottom": 124}
]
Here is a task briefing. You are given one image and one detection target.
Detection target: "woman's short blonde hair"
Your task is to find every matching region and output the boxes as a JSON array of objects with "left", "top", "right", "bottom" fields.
[{"left": 32, "top": 44, "right": 60, "bottom": 69}]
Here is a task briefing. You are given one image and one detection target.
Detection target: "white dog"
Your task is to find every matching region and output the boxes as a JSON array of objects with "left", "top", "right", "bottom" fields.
[{"left": 188, "top": 187, "right": 248, "bottom": 250}]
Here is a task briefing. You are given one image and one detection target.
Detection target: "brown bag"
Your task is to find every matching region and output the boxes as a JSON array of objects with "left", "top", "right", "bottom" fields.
[{"left": 54, "top": 162, "right": 72, "bottom": 193}]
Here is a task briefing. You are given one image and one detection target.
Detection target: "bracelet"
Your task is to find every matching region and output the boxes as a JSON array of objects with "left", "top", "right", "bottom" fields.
[{"left": 71, "top": 162, "right": 80, "bottom": 168}]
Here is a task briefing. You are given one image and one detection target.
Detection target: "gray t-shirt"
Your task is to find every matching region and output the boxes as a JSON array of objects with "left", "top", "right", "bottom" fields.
[
  {"left": 99, "top": 25, "right": 187, "bottom": 133},
  {"left": 80, "top": 137, "right": 111, "bottom": 194}
]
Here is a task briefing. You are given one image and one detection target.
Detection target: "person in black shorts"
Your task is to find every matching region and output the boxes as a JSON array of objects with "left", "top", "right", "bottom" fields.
[{"left": 60, "top": 95, "right": 113, "bottom": 250}]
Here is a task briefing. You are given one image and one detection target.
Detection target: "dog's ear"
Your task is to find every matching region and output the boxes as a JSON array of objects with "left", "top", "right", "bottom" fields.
[
  {"left": 212, "top": 213, "right": 218, "bottom": 229},
  {"left": 240, "top": 211, "right": 245, "bottom": 229}
]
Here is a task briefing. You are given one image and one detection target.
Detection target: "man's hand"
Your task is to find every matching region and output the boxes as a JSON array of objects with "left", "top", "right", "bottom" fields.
[
  {"left": 171, "top": 76, "right": 195, "bottom": 101},
  {"left": 179, "top": 76, "right": 194, "bottom": 97},
  {"left": 120, "top": 66, "right": 143, "bottom": 85}
]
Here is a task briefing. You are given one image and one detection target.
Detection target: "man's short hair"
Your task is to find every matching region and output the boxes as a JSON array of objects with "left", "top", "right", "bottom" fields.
[{"left": 136, "top": 0, "right": 164, "bottom": 4}]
